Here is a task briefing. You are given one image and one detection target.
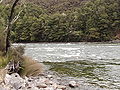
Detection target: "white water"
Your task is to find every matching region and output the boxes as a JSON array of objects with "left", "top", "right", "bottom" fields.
[
  {"left": 13, "top": 43, "right": 120, "bottom": 90},
  {"left": 13, "top": 43, "right": 120, "bottom": 62}
]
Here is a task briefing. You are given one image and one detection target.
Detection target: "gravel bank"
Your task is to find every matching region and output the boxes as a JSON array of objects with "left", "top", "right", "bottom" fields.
[{"left": 0, "top": 70, "right": 79, "bottom": 90}]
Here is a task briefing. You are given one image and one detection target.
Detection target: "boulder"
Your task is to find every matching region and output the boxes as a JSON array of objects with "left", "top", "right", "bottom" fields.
[{"left": 4, "top": 73, "right": 26, "bottom": 89}]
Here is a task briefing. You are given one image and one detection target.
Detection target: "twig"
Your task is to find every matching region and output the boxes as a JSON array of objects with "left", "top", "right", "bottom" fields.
[
  {"left": 11, "top": 9, "right": 23, "bottom": 24},
  {"left": 0, "top": 0, "right": 3, "bottom": 4}
]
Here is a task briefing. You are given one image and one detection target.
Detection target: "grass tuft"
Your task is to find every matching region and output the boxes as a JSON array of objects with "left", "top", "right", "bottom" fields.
[
  {"left": 0, "top": 56, "right": 9, "bottom": 68},
  {"left": 0, "top": 45, "right": 44, "bottom": 77},
  {"left": 20, "top": 56, "right": 44, "bottom": 77}
]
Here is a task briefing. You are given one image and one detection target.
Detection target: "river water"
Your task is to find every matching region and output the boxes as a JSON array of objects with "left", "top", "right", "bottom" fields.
[{"left": 14, "top": 43, "right": 120, "bottom": 90}]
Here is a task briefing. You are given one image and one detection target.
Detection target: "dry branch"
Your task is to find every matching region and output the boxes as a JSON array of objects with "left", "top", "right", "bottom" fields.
[{"left": 0, "top": 0, "right": 3, "bottom": 4}]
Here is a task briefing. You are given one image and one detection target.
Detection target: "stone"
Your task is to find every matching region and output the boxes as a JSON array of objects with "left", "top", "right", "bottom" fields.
[
  {"left": 0, "top": 71, "right": 72, "bottom": 90},
  {"left": 47, "top": 75, "right": 53, "bottom": 78},
  {"left": 45, "top": 80, "right": 54, "bottom": 85},
  {"left": 57, "top": 77, "right": 61, "bottom": 80},
  {"left": 0, "top": 68, "right": 8, "bottom": 83},
  {"left": 69, "top": 81, "right": 78, "bottom": 88},
  {"left": 27, "top": 86, "right": 39, "bottom": 90},
  {"left": 57, "top": 85, "right": 66, "bottom": 90},
  {"left": 43, "top": 87, "right": 54, "bottom": 90},
  {"left": 4, "top": 74, "right": 11, "bottom": 84},
  {"left": 52, "top": 83, "right": 58, "bottom": 89},
  {"left": 56, "top": 89, "right": 62, "bottom": 90},
  {"left": 4, "top": 73, "right": 26, "bottom": 89},
  {"left": 36, "top": 83, "right": 47, "bottom": 88}
]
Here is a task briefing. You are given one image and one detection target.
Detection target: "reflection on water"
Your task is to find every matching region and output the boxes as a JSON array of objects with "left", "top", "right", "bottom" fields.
[{"left": 13, "top": 43, "right": 120, "bottom": 90}]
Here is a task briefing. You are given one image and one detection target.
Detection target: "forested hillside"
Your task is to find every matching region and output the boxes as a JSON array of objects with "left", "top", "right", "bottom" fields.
[
  {"left": 3, "top": 0, "right": 87, "bottom": 13},
  {"left": 26, "top": 0, "right": 87, "bottom": 13},
  {"left": 0, "top": 0, "right": 120, "bottom": 42}
]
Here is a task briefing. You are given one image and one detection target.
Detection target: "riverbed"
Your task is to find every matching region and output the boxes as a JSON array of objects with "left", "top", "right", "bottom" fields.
[{"left": 13, "top": 43, "right": 120, "bottom": 90}]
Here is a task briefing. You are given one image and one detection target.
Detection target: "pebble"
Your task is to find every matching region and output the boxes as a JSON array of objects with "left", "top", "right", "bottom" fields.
[
  {"left": 47, "top": 75, "right": 53, "bottom": 78},
  {"left": 56, "top": 89, "right": 62, "bottom": 90},
  {"left": 52, "top": 83, "right": 58, "bottom": 89},
  {"left": 57, "top": 85, "right": 66, "bottom": 90},
  {"left": 36, "top": 83, "right": 47, "bottom": 88},
  {"left": 0, "top": 72, "right": 80, "bottom": 90},
  {"left": 45, "top": 80, "right": 54, "bottom": 85},
  {"left": 69, "top": 81, "right": 78, "bottom": 88},
  {"left": 57, "top": 77, "right": 61, "bottom": 80}
]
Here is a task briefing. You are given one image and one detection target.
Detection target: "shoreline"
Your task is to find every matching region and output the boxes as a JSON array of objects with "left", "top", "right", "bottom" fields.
[
  {"left": 0, "top": 70, "right": 79, "bottom": 90},
  {"left": 0, "top": 70, "right": 107, "bottom": 90},
  {"left": 13, "top": 40, "right": 120, "bottom": 45}
]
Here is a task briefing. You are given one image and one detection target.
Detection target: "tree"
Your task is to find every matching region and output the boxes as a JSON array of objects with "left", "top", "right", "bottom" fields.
[{"left": 1, "top": 0, "right": 20, "bottom": 54}]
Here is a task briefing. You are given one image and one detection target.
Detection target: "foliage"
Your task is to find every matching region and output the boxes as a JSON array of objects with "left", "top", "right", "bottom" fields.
[
  {"left": 3, "top": 0, "right": 86, "bottom": 14},
  {"left": 0, "top": 0, "right": 120, "bottom": 42},
  {"left": 0, "top": 56, "right": 9, "bottom": 68},
  {"left": 0, "top": 2, "right": 44, "bottom": 77}
]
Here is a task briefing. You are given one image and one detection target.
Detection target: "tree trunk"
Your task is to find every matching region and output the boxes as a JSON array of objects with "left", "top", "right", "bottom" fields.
[{"left": 5, "top": 0, "right": 20, "bottom": 54}]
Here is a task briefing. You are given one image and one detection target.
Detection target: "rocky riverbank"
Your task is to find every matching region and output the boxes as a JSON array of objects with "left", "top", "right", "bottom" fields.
[
  {"left": 0, "top": 69, "right": 113, "bottom": 90},
  {"left": 0, "top": 70, "right": 79, "bottom": 90}
]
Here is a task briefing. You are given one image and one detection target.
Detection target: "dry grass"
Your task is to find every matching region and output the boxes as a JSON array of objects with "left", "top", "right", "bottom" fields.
[
  {"left": 6, "top": 48, "right": 44, "bottom": 77},
  {"left": 0, "top": 45, "right": 44, "bottom": 77},
  {"left": 20, "top": 56, "right": 44, "bottom": 77}
]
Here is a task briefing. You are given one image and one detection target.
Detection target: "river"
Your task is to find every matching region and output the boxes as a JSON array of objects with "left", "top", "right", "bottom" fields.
[{"left": 14, "top": 43, "right": 120, "bottom": 90}]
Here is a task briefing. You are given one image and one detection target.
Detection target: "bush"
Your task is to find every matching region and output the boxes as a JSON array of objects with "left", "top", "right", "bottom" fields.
[{"left": 0, "top": 46, "right": 44, "bottom": 77}]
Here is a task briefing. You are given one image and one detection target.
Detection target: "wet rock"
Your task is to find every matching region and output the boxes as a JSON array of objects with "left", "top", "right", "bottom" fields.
[{"left": 69, "top": 81, "right": 78, "bottom": 88}]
